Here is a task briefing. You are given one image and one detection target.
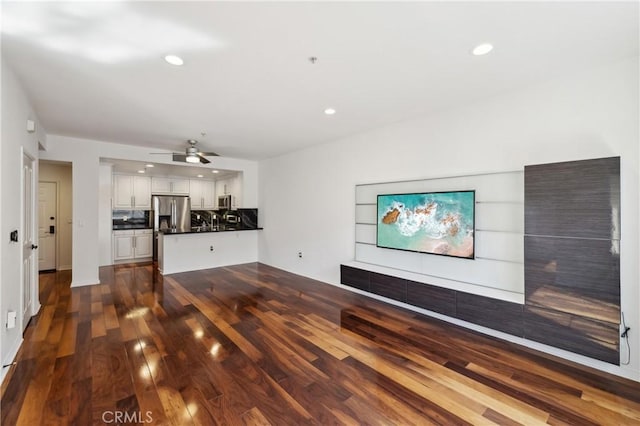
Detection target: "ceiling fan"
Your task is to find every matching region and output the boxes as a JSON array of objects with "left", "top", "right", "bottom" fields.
[{"left": 151, "top": 139, "right": 219, "bottom": 164}]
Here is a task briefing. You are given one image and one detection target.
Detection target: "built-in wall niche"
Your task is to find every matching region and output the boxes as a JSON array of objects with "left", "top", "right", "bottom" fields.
[
  {"left": 344, "top": 156, "right": 621, "bottom": 365},
  {"left": 352, "top": 170, "right": 524, "bottom": 303}
]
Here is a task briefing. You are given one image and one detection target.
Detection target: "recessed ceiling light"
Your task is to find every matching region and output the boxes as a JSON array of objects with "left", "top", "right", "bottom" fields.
[
  {"left": 137, "top": 170, "right": 145, "bottom": 174},
  {"left": 212, "top": 170, "right": 219, "bottom": 174},
  {"left": 145, "top": 164, "right": 154, "bottom": 168},
  {"left": 472, "top": 43, "right": 493, "bottom": 56},
  {"left": 324, "top": 108, "right": 336, "bottom": 115},
  {"left": 164, "top": 54, "right": 184, "bottom": 66},
  {"left": 197, "top": 174, "right": 203, "bottom": 178}
]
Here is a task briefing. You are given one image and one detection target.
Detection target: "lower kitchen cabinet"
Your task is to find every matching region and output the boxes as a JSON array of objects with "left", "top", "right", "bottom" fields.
[{"left": 113, "top": 229, "right": 153, "bottom": 262}]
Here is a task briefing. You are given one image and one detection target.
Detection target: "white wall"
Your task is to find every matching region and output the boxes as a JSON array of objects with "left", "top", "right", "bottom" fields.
[
  {"left": 1, "top": 60, "right": 46, "bottom": 377},
  {"left": 39, "top": 135, "right": 259, "bottom": 286},
  {"left": 258, "top": 56, "right": 640, "bottom": 380},
  {"left": 39, "top": 161, "right": 72, "bottom": 270},
  {"left": 98, "top": 163, "right": 113, "bottom": 266}
]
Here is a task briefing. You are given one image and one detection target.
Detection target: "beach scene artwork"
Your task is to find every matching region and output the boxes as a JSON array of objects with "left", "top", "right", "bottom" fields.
[{"left": 377, "top": 191, "right": 475, "bottom": 259}]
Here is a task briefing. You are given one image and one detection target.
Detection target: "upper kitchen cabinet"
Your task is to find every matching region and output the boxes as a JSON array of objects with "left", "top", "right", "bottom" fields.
[
  {"left": 215, "top": 173, "right": 242, "bottom": 208},
  {"left": 190, "top": 179, "right": 216, "bottom": 209},
  {"left": 151, "top": 177, "right": 190, "bottom": 195},
  {"left": 113, "top": 174, "right": 151, "bottom": 209}
]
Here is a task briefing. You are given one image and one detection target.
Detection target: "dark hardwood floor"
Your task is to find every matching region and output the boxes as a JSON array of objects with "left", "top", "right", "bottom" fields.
[{"left": 2, "top": 262, "right": 640, "bottom": 425}]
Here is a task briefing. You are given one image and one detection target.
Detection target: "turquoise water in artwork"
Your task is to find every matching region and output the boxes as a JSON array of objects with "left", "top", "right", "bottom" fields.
[{"left": 377, "top": 191, "right": 475, "bottom": 258}]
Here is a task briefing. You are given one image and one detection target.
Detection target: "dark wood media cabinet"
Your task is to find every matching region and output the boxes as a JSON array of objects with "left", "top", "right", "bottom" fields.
[{"left": 340, "top": 264, "right": 619, "bottom": 364}]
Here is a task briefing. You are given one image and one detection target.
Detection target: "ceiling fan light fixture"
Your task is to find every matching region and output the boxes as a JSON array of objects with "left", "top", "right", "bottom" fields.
[{"left": 185, "top": 154, "right": 200, "bottom": 163}]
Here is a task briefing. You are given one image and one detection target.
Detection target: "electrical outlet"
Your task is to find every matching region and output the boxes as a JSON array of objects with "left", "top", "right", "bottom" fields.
[
  {"left": 6, "top": 311, "right": 16, "bottom": 329},
  {"left": 210, "top": 246, "right": 214, "bottom": 252},
  {"left": 298, "top": 251, "right": 303, "bottom": 258}
]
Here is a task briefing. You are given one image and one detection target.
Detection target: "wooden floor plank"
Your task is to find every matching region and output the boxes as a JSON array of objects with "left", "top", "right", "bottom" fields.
[{"left": 2, "top": 263, "right": 640, "bottom": 425}]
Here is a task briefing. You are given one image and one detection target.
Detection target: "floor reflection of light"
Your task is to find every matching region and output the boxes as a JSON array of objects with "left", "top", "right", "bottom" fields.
[
  {"left": 134, "top": 341, "right": 147, "bottom": 352},
  {"left": 139, "top": 359, "right": 158, "bottom": 381},
  {"left": 125, "top": 307, "right": 149, "bottom": 319},
  {"left": 194, "top": 330, "right": 204, "bottom": 339},
  {"left": 139, "top": 365, "right": 151, "bottom": 380},
  {"left": 210, "top": 342, "right": 221, "bottom": 358},
  {"left": 186, "top": 402, "right": 198, "bottom": 419}
]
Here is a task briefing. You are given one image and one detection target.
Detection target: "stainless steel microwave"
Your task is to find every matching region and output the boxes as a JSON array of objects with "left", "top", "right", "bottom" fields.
[{"left": 218, "top": 195, "right": 232, "bottom": 209}]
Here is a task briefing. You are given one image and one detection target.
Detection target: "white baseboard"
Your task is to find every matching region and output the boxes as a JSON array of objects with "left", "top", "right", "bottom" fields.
[
  {"left": 70, "top": 278, "right": 101, "bottom": 287},
  {"left": 1, "top": 336, "right": 23, "bottom": 386},
  {"left": 57, "top": 265, "right": 72, "bottom": 271}
]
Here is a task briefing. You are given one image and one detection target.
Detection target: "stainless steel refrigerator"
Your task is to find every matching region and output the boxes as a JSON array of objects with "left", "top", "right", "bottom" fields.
[{"left": 152, "top": 195, "right": 191, "bottom": 260}]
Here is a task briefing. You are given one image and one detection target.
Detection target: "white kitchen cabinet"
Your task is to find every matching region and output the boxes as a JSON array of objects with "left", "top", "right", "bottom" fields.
[
  {"left": 215, "top": 173, "right": 242, "bottom": 208},
  {"left": 113, "top": 231, "right": 134, "bottom": 260},
  {"left": 134, "top": 230, "right": 153, "bottom": 258},
  {"left": 113, "top": 229, "right": 153, "bottom": 262},
  {"left": 152, "top": 177, "right": 190, "bottom": 195},
  {"left": 113, "top": 175, "right": 151, "bottom": 209},
  {"left": 190, "top": 179, "right": 216, "bottom": 209}
]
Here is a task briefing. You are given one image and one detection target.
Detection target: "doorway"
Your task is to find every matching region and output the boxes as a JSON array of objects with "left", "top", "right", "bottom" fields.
[
  {"left": 38, "top": 160, "right": 73, "bottom": 273},
  {"left": 22, "top": 153, "right": 36, "bottom": 331},
  {"left": 38, "top": 182, "right": 57, "bottom": 271}
]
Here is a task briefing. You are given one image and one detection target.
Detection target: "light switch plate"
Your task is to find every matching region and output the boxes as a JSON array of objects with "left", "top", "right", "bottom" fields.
[{"left": 6, "top": 311, "right": 16, "bottom": 329}]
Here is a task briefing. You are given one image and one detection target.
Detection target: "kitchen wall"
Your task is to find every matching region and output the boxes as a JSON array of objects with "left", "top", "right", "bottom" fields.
[
  {"left": 1, "top": 59, "right": 47, "bottom": 379},
  {"left": 257, "top": 56, "right": 639, "bottom": 380},
  {"left": 39, "top": 161, "right": 72, "bottom": 270},
  {"left": 40, "top": 136, "right": 259, "bottom": 286}
]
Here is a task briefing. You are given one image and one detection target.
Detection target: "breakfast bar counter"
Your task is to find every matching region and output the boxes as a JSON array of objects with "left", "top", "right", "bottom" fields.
[{"left": 157, "top": 227, "right": 261, "bottom": 275}]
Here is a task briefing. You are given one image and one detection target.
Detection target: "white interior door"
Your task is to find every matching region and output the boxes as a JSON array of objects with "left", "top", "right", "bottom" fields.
[
  {"left": 38, "top": 181, "right": 57, "bottom": 271},
  {"left": 22, "top": 154, "right": 36, "bottom": 330}
]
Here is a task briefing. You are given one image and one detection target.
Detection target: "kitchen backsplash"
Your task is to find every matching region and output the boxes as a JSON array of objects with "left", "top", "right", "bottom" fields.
[
  {"left": 112, "top": 210, "right": 150, "bottom": 227},
  {"left": 191, "top": 209, "right": 258, "bottom": 229}
]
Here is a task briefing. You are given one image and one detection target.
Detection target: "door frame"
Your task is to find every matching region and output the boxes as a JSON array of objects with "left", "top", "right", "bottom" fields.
[
  {"left": 21, "top": 149, "right": 39, "bottom": 329},
  {"left": 38, "top": 180, "right": 58, "bottom": 271}
]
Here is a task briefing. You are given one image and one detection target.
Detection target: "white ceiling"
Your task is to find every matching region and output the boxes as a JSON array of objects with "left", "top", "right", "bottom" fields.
[{"left": 2, "top": 2, "right": 638, "bottom": 160}]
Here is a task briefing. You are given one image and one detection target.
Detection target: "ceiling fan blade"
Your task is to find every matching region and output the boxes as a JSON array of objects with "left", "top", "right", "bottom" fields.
[
  {"left": 197, "top": 151, "right": 220, "bottom": 157},
  {"left": 172, "top": 153, "right": 188, "bottom": 162},
  {"left": 198, "top": 155, "right": 211, "bottom": 164}
]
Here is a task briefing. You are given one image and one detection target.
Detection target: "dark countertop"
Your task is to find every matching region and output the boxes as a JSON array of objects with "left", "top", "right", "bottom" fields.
[
  {"left": 113, "top": 225, "right": 153, "bottom": 230},
  {"left": 159, "top": 227, "right": 262, "bottom": 235}
]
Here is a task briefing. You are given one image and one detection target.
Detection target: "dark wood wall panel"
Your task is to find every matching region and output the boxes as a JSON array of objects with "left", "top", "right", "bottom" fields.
[
  {"left": 407, "top": 280, "right": 456, "bottom": 317},
  {"left": 523, "top": 306, "right": 619, "bottom": 364},
  {"left": 456, "top": 293, "right": 524, "bottom": 337},
  {"left": 525, "top": 236, "right": 620, "bottom": 321},
  {"left": 524, "top": 156, "right": 620, "bottom": 365},
  {"left": 370, "top": 273, "right": 407, "bottom": 302},
  {"left": 524, "top": 156, "right": 620, "bottom": 239}
]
